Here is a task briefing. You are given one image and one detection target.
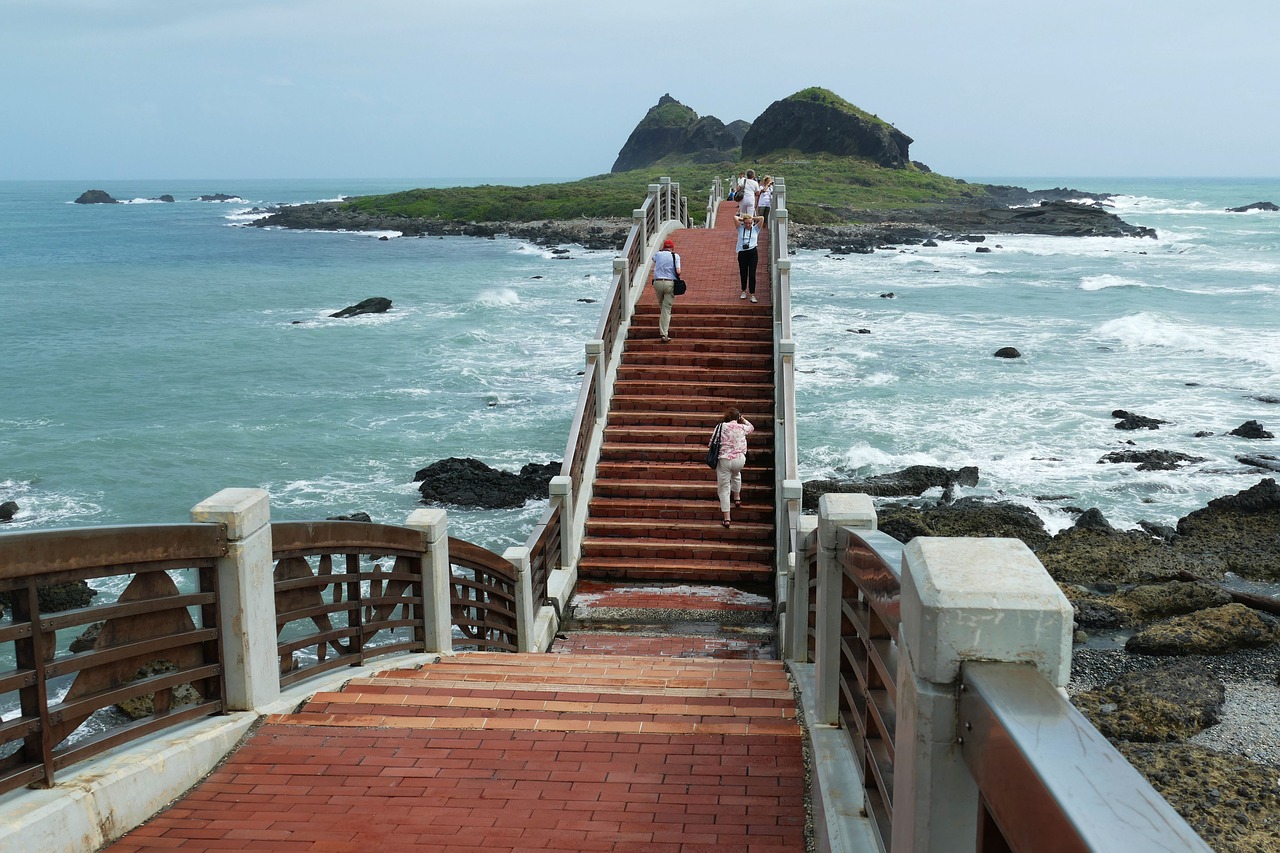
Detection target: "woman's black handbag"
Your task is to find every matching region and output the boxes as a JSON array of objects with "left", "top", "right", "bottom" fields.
[{"left": 705, "top": 424, "right": 722, "bottom": 469}]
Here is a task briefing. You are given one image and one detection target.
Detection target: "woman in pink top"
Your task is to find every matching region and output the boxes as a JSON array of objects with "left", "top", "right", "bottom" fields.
[{"left": 711, "top": 407, "right": 755, "bottom": 527}]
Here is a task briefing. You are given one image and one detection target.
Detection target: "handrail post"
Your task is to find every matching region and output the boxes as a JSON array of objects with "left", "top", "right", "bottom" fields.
[
  {"left": 892, "top": 538, "right": 1073, "bottom": 853},
  {"left": 613, "top": 257, "right": 630, "bottom": 322},
  {"left": 633, "top": 207, "right": 648, "bottom": 254},
  {"left": 785, "top": 515, "right": 818, "bottom": 662},
  {"left": 779, "top": 475, "right": 801, "bottom": 582},
  {"left": 403, "top": 507, "right": 454, "bottom": 653},
  {"left": 659, "top": 177, "right": 672, "bottom": 220},
  {"left": 586, "top": 339, "right": 605, "bottom": 420},
  {"left": 190, "top": 488, "right": 278, "bottom": 712},
  {"left": 815, "top": 493, "right": 876, "bottom": 725},
  {"left": 549, "top": 475, "right": 574, "bottom": 570},
  {"left": 502, "top": 545, "right": 536, "bottom": 652}
]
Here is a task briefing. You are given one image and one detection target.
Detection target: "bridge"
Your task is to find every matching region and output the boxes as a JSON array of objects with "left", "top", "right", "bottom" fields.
[{"left": 0, "top": 180, "right": 1211, "bottom": 852}]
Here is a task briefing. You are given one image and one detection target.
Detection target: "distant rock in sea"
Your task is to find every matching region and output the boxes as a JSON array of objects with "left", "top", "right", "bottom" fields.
[
  {"left": 1226, "top": 201, "right": 1279, "bottom": 213},
  {"left": 331, "top": 297, "right": 392, "bottom": 318},
  {"left": 75, "top": 189, "right": 117, "bottom": 204},
  {"left": 193, "top": 193, "right": 240, "bottom": 202}
]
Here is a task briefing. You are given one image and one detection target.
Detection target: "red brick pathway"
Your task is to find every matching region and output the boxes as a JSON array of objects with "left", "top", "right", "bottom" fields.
[
  {"left": 103, "top": 200, "right": 805, "bottom": 852},
  {"left": 106, "top": 654, "right": 806, "bottom": 852}
]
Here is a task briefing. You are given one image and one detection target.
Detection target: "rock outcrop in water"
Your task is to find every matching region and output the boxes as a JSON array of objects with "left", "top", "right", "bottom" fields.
[
  {"left": 1226, "top": 201, "right": 1278, "bottom": 212},
  {"left": 75, "top": 189, "right": 117, "bottom": 204},
  {"left": 331, "top": 297, "right": 391, "bottom": 318},
  {"left": 413, "top": 457, "right": 560, "bottom": 509}
]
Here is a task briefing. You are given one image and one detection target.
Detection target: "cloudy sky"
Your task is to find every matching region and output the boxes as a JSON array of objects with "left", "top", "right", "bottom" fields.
[{"left": 3, "top": 0, "right": 1276, "bottom": 182}]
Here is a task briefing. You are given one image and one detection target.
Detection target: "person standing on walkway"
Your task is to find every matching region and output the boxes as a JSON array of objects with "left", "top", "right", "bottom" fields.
[
  {"left": 738, "top": 170, "right": 760, "bottom": 217},
  {"left": 651, "top": 238, "right": 681, "bottom": 343},
  {"left": 756, "top": 176, "right": 773, "bottom": 225},
  {"left": 734, "top": 212, "right": 760, "bottom": 303},
  {"left": 712, "top": 407, "right": 754, "bottom": 527}
]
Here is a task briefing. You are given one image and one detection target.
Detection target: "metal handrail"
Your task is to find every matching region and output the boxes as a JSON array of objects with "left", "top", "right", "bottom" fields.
[{"left": 960, "top": 662, "right": 1213, "bottom": 852}]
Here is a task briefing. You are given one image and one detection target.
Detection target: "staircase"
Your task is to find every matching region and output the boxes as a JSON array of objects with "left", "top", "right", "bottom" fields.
[
  {"left": 108, "top": 652, "right": 807, "bottom": 852},
  {"left": 579, "top": 300, "right": 777, "bottom": 585}
]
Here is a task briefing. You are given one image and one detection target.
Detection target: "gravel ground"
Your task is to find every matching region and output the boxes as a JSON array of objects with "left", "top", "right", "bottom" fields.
[{"left": 1069, "top": 642, "right": 1280, "bottom": 767}]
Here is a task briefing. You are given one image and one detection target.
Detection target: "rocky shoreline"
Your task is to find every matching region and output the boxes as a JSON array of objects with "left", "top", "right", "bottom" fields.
[{"left": 246, "top": 183, "right": 1157, "bottom": 253}]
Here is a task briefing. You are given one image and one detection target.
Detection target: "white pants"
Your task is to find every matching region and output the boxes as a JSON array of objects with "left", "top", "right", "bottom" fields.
[{"left": 716, "top": 455, "right": 746, "bottom": 511}]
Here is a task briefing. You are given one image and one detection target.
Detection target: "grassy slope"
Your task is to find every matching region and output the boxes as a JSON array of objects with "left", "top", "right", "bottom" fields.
[{"left": 342, "top": 154, "right": 994, "bottom": 226}]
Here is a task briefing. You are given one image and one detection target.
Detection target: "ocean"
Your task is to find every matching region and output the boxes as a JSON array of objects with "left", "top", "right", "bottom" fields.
[{"left": 3, "top": 177, "right": 1279, "bottom": 550}]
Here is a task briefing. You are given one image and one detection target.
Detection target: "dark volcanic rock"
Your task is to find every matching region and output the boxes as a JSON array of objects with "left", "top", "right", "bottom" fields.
[
  {"left": 741, "top": 88, "right": 912, "bottom": 168},
  {"left": 0, "top": 500, "right": 17, "bottom": 522},
  {"left": 194, "top": 193, "right": 239, "bottom": 202},
  {"left": 1073, "top": 660, "right": 1224, "bottom": 742},
  {"left": 1226, "top": 201, "right": 1279, "bottom": 212},
  {"left": 1113, "top": 410, "right": 1169, "bottom": 430},
  {"left": 803, "top": 465, "right": 978, "bottom": 507},
  {"left": 611, "top": 94, "right": 745, "bottom": 173},
  {"left": 326, "top": 512, "right": 373, "bottom": 523},
  {"left": 75, "top": 189, "right": 117, "bottom": 204},
  {"left": 939, "top": 200, "right": 1156, "bottom": 238},
  {"left": 1098, "top": 449, "right": 1208, "bottom": 471},
  {"left": 876, "top": 497, "right": 1052, "bottom": 551},
  {"left": 1067, "top": 581, "right": 1233, "bottom": 630},
  {"left": 1036, "top": 524, "right": 1196, "bottom": 585},
  {"left": 1229, "top": 420, "right": 1273, "bottom": 439},
  {"left": 155, "top": 195, "right": 175, "bottom": 203},
  {"left": 1239, "top": 455, "right": 1280, "bottom": 473},
  {"left": 331, "top": 297, "right": 392, "bottom": 318},
  {"left": 0, "top": 581, "right": 98, "bottom": 618},
  {"left": 993, "top": 347, "right": 1021, "bottom": 359},
  {"left": 1172, "top": 478, "right": 1280, "bottom": 580},
  {"left": 413, "top": 457, "right": 560, "bottom": 509},
  {"left": 1116, "top": 743, "right": 1280, "bottom": 852}
]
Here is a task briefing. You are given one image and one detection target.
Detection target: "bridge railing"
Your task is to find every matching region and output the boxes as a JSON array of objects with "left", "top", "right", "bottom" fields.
[
  {"left": 790, "top": 494, "right": 1212, "bottom": 853},
  {"left": 0, "top": 524, "right": 229, "bottom": 796},
  {"left": 705, "top": 177, "right": 723, "bottom": 227},
  {"left": 520, "top": 177, "right": 691, "bottom": 649},
  {"left": 766, "top": 179, "right": 802, "bottom": 587},
  {"left": 0, "top": 488, "right": 523, "bottom": 796}
]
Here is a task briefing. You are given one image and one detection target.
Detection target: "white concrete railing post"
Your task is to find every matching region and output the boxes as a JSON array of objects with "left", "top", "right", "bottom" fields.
[
  {"left": 785, "top": 515, "right": 818, "bottom": 662},
  {"left": 190, "top": 488, "right": 278, "bottom": 712},
  {"left": 613, "top": 257, "right": 631, "bottom": 321},
  {"left": 658, "top": 177, "right": 672, "bottom": 220},
  {"left": 814, "top": 493, "right": 877, "bottom": 725},
  {"left": 586, "top": 340, "right": 606, "bottom": 419},
  {"left": 403, "top": 507, "right": 455, "bottom": 654},
  {"left": 779, "top": 476, "right": 801, "bottom": 582},
  {"left": 549, "top": 475, "right": 574, "bottom": 570},
  {"left": 633, "top": 208, "right": 647, "bottom": 253},
  {"left": 502, "top": 545, "right": 536, "bottom": 653},
  {"left": 891, "top": 538, "right": 1073, "bottom": 853}
]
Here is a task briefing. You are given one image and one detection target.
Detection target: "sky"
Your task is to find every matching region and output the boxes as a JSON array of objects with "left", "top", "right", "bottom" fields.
[{"left": 2, "top": 0, "right": 1277, "bottom": 182}]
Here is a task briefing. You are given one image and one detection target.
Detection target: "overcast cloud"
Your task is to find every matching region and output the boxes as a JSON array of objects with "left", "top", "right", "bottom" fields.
[{"left": 2, "top": 0, "right": 1276, "bottom": 180}]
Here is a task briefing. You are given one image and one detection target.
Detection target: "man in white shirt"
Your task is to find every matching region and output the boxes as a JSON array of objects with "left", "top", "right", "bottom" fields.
[{"left": 651, "top": 238, "right": 682, "bottom": 342}]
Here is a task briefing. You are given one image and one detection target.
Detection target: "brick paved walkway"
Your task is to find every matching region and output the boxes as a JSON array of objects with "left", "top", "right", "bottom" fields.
[
  {"left": 103, "top": 200, "right": 805, "bottom": 852},
  {"left": 107, "top": 654, "right": 805, "bottom": 853}
]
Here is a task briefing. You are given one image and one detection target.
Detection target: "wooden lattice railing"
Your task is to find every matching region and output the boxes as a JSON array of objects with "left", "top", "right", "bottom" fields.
[{"left": 0, "top": 524, "right": 228, "bottom": 795}]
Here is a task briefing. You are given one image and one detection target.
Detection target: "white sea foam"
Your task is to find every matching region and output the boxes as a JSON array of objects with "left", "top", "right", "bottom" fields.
[
  {"left": 476, "top": 288, "right": 521, "bottom": 306},
  {"left": 1080, "top": 274, "right": 1149, "bottom": 291}
]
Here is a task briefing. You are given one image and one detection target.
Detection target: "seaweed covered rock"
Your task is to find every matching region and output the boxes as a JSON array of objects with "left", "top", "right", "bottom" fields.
[
  {"left": 1126, "top": 603, "right": 1280, "bottom": 656},
  {"left": 875, "top": 497, "right": 1052, "bottom": 550},
  {"left": 1172, "top": 478, "right": 1280, "bottom": 580},
  {"left": 1073, "top": 660, "right": 1224, "bottom": 742},
  {"left": 1117, "top": 743, "right": 1280, "bottom": 852},
  {"left": 1068, "top": 581, "right": 1233, "bottom": 630},
  {"left": 803, "top": 465, "right": 978, "bottom": 508},
  {"left": 1036, "top": 523, "right": 1196, "bottom": 585}
]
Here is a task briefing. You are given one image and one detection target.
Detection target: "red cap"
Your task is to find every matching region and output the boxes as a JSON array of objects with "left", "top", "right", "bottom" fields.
[{"left": 662, "top": 239, "right": 675, "bottom": 249}]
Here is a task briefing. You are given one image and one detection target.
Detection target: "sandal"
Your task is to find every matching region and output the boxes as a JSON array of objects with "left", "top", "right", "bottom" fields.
[{"left": 721, "top": 520, "right": 731, "bottom": 528}]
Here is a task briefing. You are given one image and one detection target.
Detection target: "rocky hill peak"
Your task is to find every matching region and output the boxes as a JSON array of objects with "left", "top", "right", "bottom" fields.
[
  {"left": 740, "top": 87, "right": 913, "bottom": 167},
  {"left": 611, "top": 95, "right": 747, "bottom": 173}
]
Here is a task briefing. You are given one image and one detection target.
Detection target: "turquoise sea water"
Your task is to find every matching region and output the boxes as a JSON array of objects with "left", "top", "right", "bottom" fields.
[{"left": 2, "top": 177, "right": 1279, "bottom": 548}]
